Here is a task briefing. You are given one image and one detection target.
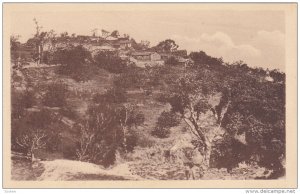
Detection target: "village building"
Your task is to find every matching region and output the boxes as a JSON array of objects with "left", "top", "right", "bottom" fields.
[
  {"left": 130, "top": 51, "right": 164, "bottom": 68},
  {"left": 160, "top": 49, "right": 192, "bottom": 66}
]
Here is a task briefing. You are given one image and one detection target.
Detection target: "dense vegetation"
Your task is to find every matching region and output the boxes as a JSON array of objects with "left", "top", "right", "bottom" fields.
[{"left": 159, "top": 51, "right": 285, "bottom": 178}]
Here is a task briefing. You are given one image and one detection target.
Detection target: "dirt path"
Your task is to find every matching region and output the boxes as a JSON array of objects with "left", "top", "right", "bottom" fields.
[{"left": 37, "top": 159, "right": 143, "bottom": 181}]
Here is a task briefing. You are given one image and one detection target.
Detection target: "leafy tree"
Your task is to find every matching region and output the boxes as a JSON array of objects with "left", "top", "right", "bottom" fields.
[
  {"left": 210, "top": 134, "right": 248, "bottom": 172},
  {"left": 153, "top": 39, "right": 178, "bottom": 53},
  {"left": 131, "top": 39, "right": 150, "bottom": 51},
  {"left": 60, "top": 32, "right": 69, "bottom": 38},
  {"left": 189, "top": 51, "right": 223, "bottom": 68},
  {"left": 187, "top": 61, "right": 285, "bottom": 177},
  {"left": 110, "top": 30, "right": 120, "bottom": 38},
  {"left": 10, "top": 35, "right": 21, "bottom": 61},
  {"left": 162, "top": 72, "right": 222, "bottom": 166},
  {"left": 160, "top": 58, "right": 285, "bottom": 178},
  {"left": 218, "top": 74, "right": 286, "bottom": 178},
  {"left": 269, "top": 69, "right": 285, "bottom": 83}
]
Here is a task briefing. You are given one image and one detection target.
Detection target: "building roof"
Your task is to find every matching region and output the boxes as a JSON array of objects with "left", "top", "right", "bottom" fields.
[
  {"left": 118, "top": 40, "right": 131, "bottom": 44},
  {"left": 131, "top": 51, "right": 154, "bottom": 56},
  {"left": 98, "top": 45, "right": 115, "bottom": 50},
  {"left": 106, "top": 36, "right": 118, "bottom": 41},
  {"left": 118, "top": 37, "right": 130, "bottom": 41}
]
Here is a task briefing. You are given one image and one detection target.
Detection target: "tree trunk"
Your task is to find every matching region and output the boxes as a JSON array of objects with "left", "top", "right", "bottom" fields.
[
  {"left": 122, "top": 126, "right": 128, "bottom": 153},
  {"left": 204, "top": 141, "right": 212, "bottom": 168},
  {"left": 183, "top": 117, "right": 212, "bottom": 168},
  {"left": 31, "top": 152, "right": 35, "bottom": 162}
]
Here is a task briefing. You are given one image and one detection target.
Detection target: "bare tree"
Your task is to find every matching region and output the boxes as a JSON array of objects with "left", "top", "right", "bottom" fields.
[
  {"left": 76, "top": 122, "right": 95, "bottom": 161},
  {"left": 33, "top": 18, "right": 44, "bottom": 64},
  {"left": 16, "top": 128, "right": 47, "bottom": 161}
]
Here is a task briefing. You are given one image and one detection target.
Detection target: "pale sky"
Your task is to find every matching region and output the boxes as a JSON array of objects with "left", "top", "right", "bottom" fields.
[{"left": 11, "top": 10, "right": 285, "bottom": 71}]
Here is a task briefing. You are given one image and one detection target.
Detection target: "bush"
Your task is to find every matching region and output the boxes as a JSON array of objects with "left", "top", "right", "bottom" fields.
[
  {"left": 54, "top": 45, "right": 93, "bottom": 81},
  {"left": 151, "top": 126, "right": 171, "bottom": 138},
  {"left": 11, "top": 108, "right": 63, "bottom": 154},
  {"left": 151, "top": 111, "right": 180, "bottom": 138},
  {"left": 11, "top": 90, "right": 36, "bottom": 119},
  {"left": 125, "top": 132, "right": 138, "bottom": 152},
  {"left": 156, "top": 111, "right": 180, "bottom": 129},
  {"left": 94, "top": 51, "right": 127, "bottom": 74},
  {"left": 75, "top": 103, "right": 123, "bottom": 166},
  {"left": 210, "top": 135, "right": 248, "bottom": 171},
  {"left": 43, "top": 82, "right": 68, "bottom": 107}
]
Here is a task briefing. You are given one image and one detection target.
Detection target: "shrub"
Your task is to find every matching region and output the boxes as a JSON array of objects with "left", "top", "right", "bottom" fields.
[
  {"left": 156, "top": 111, "right": 180, "bottom": 129},
  {"left": 11, "top": 90, "right": 36, "bottom": 120},
  {"left": 53, "top": 45, "right": 91, "bottom": 66},
  {"left": 75, "top": 103, "right": 123, "bottom": 166},
  {"left": 54, "top": 45, "right": 93, "bottom": 81},
  {"left": 210, "top": 135, "right": 249, "bottom": 172},
  {"left": 43, "top": 82, "right": 68, "bottom": 107},
  {"left": 11, "top": 108, "right": 63, "bottom": 154},
  {"left": 94, "top": 51, "right": 127, "bottom": 74},
  {"left": 151, "top": 126, "right": 171, "bottom": 138},
  {"left": 125, "top": 132, "right": 138, "bottom": 152},
  {"left": 151, "top": 111, "right": 180, "bottom": 138}
]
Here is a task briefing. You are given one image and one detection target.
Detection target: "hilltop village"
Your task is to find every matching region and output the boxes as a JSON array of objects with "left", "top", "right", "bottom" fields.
[{"left": 11, "top": 28, "right": 193, "bottom": 69}]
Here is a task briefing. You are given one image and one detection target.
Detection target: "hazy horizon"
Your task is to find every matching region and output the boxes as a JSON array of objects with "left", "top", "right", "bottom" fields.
[{"left": 11, "top": 10, "right": 285, "bottom": 71}]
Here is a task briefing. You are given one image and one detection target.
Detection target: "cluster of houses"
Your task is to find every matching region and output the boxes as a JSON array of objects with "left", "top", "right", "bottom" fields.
[{"left": 12, "top": 29, "right": 193, "bottom": 68}]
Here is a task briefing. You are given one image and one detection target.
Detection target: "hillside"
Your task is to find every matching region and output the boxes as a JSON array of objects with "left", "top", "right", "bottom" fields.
[{"left": 11, "top": 57, "right": 282, "bottom": 180}]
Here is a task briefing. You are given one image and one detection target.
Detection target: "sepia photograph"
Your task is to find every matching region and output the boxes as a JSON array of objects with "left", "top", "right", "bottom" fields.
[{"left": 2, "top": 2, "right": 297, "bottom": 189}]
